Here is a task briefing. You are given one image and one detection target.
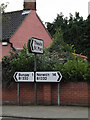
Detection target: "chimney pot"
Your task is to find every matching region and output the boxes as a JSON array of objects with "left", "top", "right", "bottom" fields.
[{"left": 24, "top": 0, "right": 36, "bottom": 10}]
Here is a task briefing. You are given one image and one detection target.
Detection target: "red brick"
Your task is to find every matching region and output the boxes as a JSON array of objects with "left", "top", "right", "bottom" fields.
[{"left": 2, "top": 82, "right": 89, "bottom": 106}]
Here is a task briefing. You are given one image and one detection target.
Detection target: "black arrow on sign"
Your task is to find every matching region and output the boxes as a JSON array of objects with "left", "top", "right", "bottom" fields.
[
  {"left": 14, "top": 72, "right": 18, "bottom": 82},
  {"left": 57, "top": 72, "right": 61, "bottom": 81},
  {"left": 31, "top": 39, "right": 34, "bottom": 51}
]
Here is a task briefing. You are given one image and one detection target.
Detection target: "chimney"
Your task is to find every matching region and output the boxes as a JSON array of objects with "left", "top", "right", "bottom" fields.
[{"left": 24, "top": 0, "right": 36, "bottom": 10}]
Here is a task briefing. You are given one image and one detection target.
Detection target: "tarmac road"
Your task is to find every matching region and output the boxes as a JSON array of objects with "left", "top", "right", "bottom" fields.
[
  {"left": 1, "top": 105, "right": 89, "bottom": 119},
  {"left": 1, "top": 117, "right": 89, "bottom": 120},
  {"left": 1, "top": 117, "right": 36, "bottom": 120}
]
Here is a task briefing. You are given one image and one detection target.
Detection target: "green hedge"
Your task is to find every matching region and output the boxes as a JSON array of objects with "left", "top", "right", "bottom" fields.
[
  {"left": 2, "top": 47, "right": 90, "bottom": 88},
  {"left": 54, "top": 57, "right": 90, "bottom": 82}
]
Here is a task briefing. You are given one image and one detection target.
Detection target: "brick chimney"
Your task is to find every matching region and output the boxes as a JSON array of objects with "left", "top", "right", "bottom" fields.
[{"left": 24, "top": 0, "right": 36, "bottom": 10}]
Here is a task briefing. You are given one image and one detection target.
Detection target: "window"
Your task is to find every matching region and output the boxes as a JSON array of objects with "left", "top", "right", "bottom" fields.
[{"left": 2, "top": 42, "right": 8, "bottom": 46}]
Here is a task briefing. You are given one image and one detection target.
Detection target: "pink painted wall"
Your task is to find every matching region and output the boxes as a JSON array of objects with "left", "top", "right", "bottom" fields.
[{"left": 10, "top": 10, "right": 52, "bottom": 49}]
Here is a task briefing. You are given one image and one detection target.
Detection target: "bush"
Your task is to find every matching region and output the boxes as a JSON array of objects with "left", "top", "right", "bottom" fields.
[
  {"left": 37, "top": 50, "right": 62, "bottom": 71},
  {"left": 2, "top": 47, "right": 90, "bottom": 88},
  {"left": 2, "top": 47, "right": 61, "bottom": 88},
  {"left": 2, "top": 46, "right": 34, "bottom": 88},
  {"left": 54, "top": 57, "right": 90, "bottom": 82}
]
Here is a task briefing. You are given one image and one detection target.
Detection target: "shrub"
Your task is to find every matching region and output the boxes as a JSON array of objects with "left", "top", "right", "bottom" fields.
[
  {"left": 2, "top": 47, "right": 90, "bottom": 88},
  {"left": 2, "top": 47, "right": 61, "bottom": 87},
  {"left": 2, "top": 46, "right": 34, "bottom": 88},
  {"left": 54, "top": 57, "right": 90, "bottom": 82}
]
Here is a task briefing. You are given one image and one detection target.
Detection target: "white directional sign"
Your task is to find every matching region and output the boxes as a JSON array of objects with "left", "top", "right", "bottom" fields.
[
  {"left": 30, "top": 38, "right": 43, "bottom": 54},
  {"left": 36, "top": 71, "right": 62, "bottom": 82},
  {"left": 13, "top": 72, "right": 34, "bottom": 82},
  {"left": 14, "top": 71, "right": 62, "bottom": 83}
]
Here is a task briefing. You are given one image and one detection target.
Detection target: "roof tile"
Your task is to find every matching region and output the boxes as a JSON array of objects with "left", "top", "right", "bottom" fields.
[{"left": 2, "top": 10, "right": 29, "bottom": 40}]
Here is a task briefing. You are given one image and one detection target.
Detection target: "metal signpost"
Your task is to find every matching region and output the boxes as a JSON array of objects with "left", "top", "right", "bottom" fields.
[
  {"left": 34, "top": 53, "right": 37, "bottom": 105},
  {"left": 17, "top": 83, "right": 20, "bottom": 105},
  {"left": 13, "top": 37, "right": 62, "bottom": 106},
  {"left": 58, "top": 83, "right": 60, "bottom": 106},
  {"left": 13, "top": 72, "right": 34, "bottom": 105},
  {"left": 27, "top": 37, "right": 44, "bottom": 105},
  {"left": 36, "top": 71, "right": 62, "bottom": 106}
]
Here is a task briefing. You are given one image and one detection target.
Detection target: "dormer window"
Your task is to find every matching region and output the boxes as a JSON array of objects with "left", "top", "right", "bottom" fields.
[
  {"left": 2, "top": 42, "right": 8, "bottom": 46},
  {"left": 22, "top": 10, "right": 30, "bottom": 15}
]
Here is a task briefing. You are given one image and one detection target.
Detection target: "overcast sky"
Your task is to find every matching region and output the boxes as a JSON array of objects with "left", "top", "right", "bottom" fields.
[{"left": 0, "top": 0, "right": 89, "bottom": 23}]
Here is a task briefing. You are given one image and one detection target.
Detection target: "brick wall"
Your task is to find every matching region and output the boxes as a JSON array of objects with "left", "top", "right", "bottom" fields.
[
  {"left": 2, "top": 84, "right": 17, "bottom": 104},
  {"left": 2, "top": 82, "right": 89, "bottom": 106},
  {"left": 60, "top": 82, "right": 88, "bottom": 105}
]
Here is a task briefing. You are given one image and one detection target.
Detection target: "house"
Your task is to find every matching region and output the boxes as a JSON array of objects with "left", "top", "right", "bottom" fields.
[{"left": 1, "top": 0, "right": 52, "bottom": 59}]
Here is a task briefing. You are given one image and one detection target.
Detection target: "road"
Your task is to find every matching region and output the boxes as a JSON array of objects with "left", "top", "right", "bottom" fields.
[
  {"left": 1, "top": 105, "right": 88, "bottom": 120},
  {"left": 1, "top": 117, "right": 36, "bottom": 120},
  {"left": 2, "top": 106, "right": 88, "bottom": 118},
  {"left": 1, "top": 117, "right": 89, "bottom": 120}
]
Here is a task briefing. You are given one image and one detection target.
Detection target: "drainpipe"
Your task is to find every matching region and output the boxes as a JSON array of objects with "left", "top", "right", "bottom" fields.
[{"left": 8, "top": 41, "right": 16, "bottom": 51}]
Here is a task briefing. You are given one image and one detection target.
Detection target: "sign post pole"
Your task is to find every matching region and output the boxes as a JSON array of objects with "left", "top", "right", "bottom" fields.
[
  {"left": 58, "top": 82, "right": 60, "bottom": 106},
  {"left": 34, "top": 53, "right": 37, "bottom": 105},
  {"left": 17, "top": 83, "right": 20, "bottom": 105},
  {"left": 27, "top": 37, "right": 44, "bottom": 105}
]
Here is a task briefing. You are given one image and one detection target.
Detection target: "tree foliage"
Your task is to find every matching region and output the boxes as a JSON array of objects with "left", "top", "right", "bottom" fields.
[
  {"left": 48, "top": 27, "right": 73, "bottom": 62},
  {"left": 54, "top": 57, "right": 90, "bottom": 82},
  {"left": 2, "top": 46, "right": 61, "bottom": 88},
  {"left": 0, "top": 2, "right": 9, "bottom": 13},
  {"left": 2, "top": 46, "right": 90, "bottom": 88},
  {"left": 47, "top": 12, "right": 90, "bottom": 61}
]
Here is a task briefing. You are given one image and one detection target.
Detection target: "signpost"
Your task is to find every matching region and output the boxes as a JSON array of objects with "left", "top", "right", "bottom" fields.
[
  {"left": 13, "top": 71, "right": 62, "bottom": 105},
  {"left": 27, "top": 37, "right": 44, "bottom": 105},
  {"left": 13, "top": 71, "right": 62, "bottom": 83},
  {"left": 36, "top": 71, "right": 62, "bottom": 82},
  {"left": 13, "top": 72, "right": 34, "bottom": 82},
  {"left": 13, "top": 37, "right": 63, "bottom": 106},
  {"left": 13, "top": 72, "right": 34, "bottom": 105}
]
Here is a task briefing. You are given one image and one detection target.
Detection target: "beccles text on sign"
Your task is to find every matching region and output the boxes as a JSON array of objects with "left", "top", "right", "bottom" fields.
[{"left": 28, "top": 37, "right": 44, "bottom": 54}]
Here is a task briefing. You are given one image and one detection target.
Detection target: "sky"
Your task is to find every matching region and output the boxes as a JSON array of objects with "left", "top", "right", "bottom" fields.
[{"left": 0, "top": 0, "right": 89, "bottom": 23}]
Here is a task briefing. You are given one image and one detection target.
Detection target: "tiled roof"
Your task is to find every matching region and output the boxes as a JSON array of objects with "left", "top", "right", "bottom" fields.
[
  {"left": 2, "top": 10, "right": 29, "bottom": 40},
  {"left": 72, "top": 53, "right": 88, "bottom": 60}
]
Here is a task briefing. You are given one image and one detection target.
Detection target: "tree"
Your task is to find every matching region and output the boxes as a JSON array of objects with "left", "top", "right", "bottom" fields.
[
  {"left": 47, "top": 12, "right": 90, "bottom": 61},
  {"left": 48, "top": 27, "right": 73, "bottom": 62},
  {"left": 85, "top": 15, "right": 90, "bottom": 61},
  {"left": 0, "top": 2, "right": 9, "bottom": 13}
]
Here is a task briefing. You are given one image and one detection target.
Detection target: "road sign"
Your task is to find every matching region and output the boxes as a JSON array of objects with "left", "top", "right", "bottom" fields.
[
  {"left": 13, "top": 72, "right": 34, "bottom": 82},
  {"left": 14, "top": 71, "right": 62, "bottom": 83},
  {"left": 36, "top": 71, "right": 62, "bottom": 82},
  {"left": 28, "top": 37, "right": 43, "bottom": 54}
]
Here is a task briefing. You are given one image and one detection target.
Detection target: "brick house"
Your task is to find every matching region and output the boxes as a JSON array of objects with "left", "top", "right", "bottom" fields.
[{"left": 1, "top": 0, "right": 52, "bottom": 60}]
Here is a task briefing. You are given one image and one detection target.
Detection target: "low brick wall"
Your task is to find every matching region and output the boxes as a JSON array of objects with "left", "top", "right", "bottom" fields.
[{"left": 2, "top": 82, "right": 89, "bottom": 106}]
